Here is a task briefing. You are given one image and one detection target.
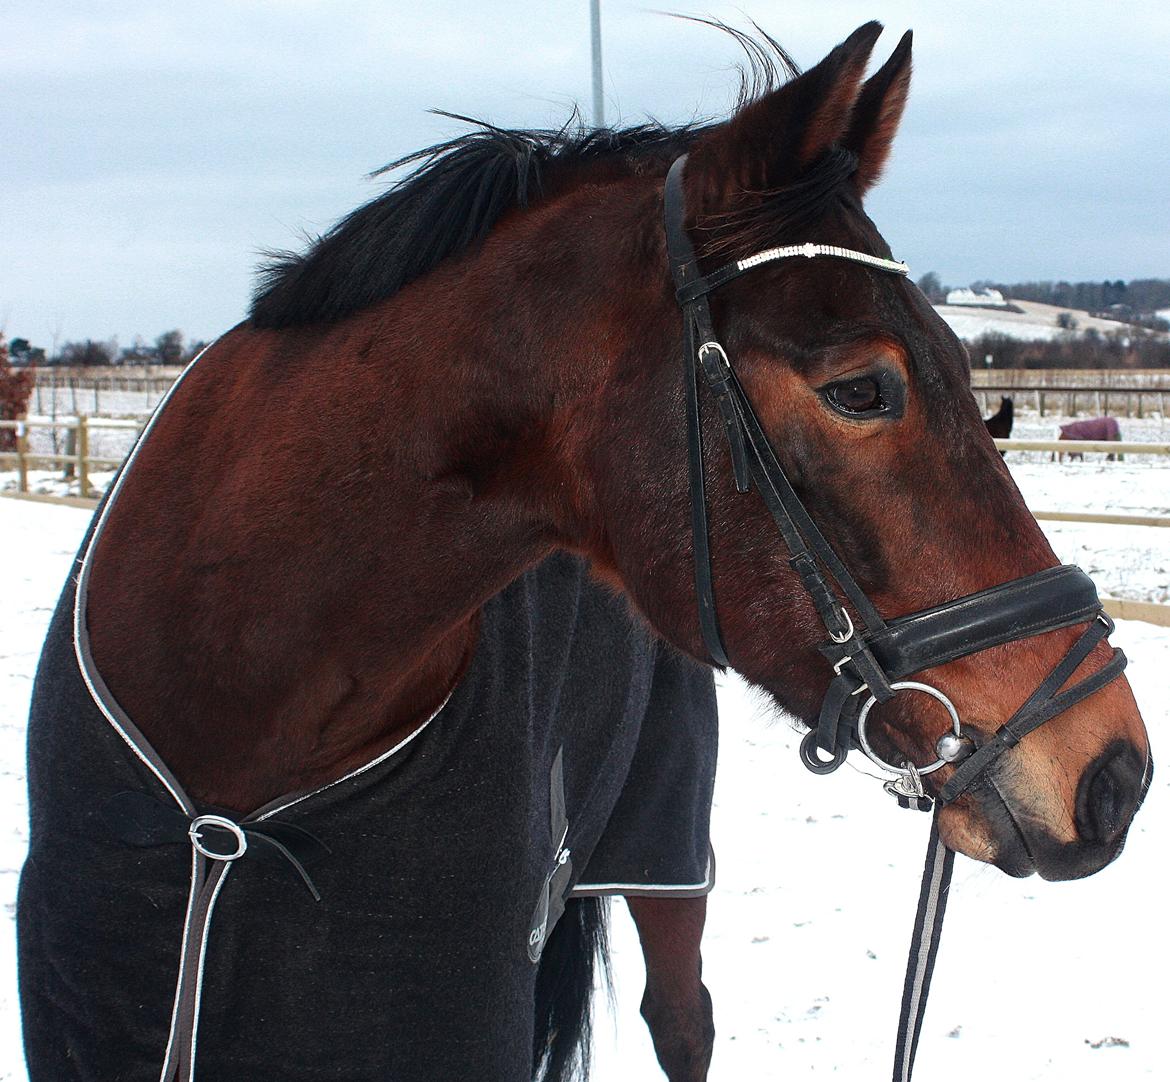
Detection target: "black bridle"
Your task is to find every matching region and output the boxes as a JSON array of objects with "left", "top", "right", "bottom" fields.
[
  {"left": 664, "top": 151, "right": 1132, "bottom": 1081},
  {"left": 663, "top": 153, "right": 1126, "bottom": 808}
]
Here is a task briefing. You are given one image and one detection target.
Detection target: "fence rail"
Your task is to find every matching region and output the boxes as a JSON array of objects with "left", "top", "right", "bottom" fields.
[
  {"left": 976, "top": 387, "right": 1169, "bottom": 418},
  {"left": 4, "top": 424, "right": 1168, "bottom": 499},
  {"left": 0, "top": 416, "right": 142, "bottom": 497},
  {"left": 993, "top": 438, "right": 1170, "bottom": 455},
  {"left": 971, "top": 369, "right": 1170, "bottom": 389},
  {"left": 1102, "top": 598, "right": 1170, "bottom": 628}
]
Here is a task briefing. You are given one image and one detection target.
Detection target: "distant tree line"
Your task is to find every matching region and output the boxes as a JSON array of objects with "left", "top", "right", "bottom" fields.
[
  {"left": 6, "top": 329, "right": 208, "bottom": 368},
  {"left": 985, "top": 278, "right": 1170, "bottom": 326},
  {"left": 917, "top": 272, "right": 1170, "bottom": 328},
  {"left": 967, "top": 330, "right": 1170, "bottom": 371}
]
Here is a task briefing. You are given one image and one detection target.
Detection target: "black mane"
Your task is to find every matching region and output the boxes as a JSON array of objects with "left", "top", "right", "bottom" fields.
[
  {"left": 249, "top": 121, "right": 693, "bottom": 329},
  {"left": 250, "top": 24, "right": 808, "bottom": 330}
]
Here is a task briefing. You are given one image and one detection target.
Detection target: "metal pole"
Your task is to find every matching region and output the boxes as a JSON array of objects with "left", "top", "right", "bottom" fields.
[{"left": 590, "top": 0, "right": 604, "bottom": 128}]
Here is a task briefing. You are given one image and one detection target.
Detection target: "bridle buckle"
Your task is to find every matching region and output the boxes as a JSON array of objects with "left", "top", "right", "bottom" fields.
[{"left": 828, "top": 607, "right": 854, "bottom": 645}]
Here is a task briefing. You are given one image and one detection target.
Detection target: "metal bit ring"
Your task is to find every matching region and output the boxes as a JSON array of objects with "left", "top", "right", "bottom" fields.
[{"left": 856, "top": 681, "right": 961, "bottom": 776}]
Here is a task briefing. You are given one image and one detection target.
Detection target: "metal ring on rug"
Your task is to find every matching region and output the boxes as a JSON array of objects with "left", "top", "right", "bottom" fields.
[
  {"left": 188, "top": 814, "right": 249, "bottom": 860},
  {"left": 856, "top": 681, "right": 961, "bottom": 776}
]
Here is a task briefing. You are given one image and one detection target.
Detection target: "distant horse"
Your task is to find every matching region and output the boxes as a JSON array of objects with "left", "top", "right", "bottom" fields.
[
  {"left": 18, "top": 21, "right": 1149, "bottom": 1082},
  {"left": 983, "top": 395, "right": 1014, "bottom": 438},
  {"left": 984, "top": 395, "right": 1013, "bottom": 455},
  {"left": 1058, "top": 415, "right": 1122, "bottom": 461}
]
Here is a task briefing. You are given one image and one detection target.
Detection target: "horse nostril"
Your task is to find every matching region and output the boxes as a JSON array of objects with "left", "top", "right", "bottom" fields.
[{"left": 1076, "top": 740, "right": 1145, "bottom": 845}]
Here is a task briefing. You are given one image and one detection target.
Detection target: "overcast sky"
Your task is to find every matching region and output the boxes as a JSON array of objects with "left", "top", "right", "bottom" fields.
[{"left": 3, "top": 1, "right": 1168, "bottom": 349}]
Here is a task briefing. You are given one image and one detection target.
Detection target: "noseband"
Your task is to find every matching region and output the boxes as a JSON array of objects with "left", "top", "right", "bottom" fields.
[{"left": 663, "top": 154, "right": 1127, "bottom": 809}]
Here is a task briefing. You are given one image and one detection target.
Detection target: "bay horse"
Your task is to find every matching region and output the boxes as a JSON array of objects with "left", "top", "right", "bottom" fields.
[{"left": 18, "top": 21, "right": 1150, "bottom": 1082}]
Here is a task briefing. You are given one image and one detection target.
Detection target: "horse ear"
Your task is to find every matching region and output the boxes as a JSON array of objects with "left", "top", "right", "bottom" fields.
[
  {"left": 842, "top": 30, "right": 913, "bottom": 194},
  {"left": 686, "top": 22, "right": 884, "bottom": 206}
]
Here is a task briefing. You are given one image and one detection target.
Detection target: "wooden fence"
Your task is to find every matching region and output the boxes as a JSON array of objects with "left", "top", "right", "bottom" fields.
[
  {"left": 975, "top": 386, "right": 1170, "bottom": 418},
  {"left": 0, "top": 416, "right": 142, "bottom": 498},
  {"left": 3, "top": 420, "right": 1168, "bottom": 624},
  {"left": 993, "top": 438, "right": 1170, "bottom": 456},
  {"left": 971, "top": 369, "right": 1170, "bottom": 388}
]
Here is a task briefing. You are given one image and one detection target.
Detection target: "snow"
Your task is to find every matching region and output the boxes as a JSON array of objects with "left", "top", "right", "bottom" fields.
[
  {"left": 937, "top": 300, "right": 1157, "bottom": 343},
  {"left": 2, "top": 483, "right": 1168, "bottom": 1080}
]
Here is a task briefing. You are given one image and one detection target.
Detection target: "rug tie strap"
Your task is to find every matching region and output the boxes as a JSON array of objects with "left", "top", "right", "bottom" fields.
[
  {"left": 101, "top": 790, "right": 327, "bottom": 1082},
  {"left": 102, "top": 789, "right": 328, "bottom": 898}
]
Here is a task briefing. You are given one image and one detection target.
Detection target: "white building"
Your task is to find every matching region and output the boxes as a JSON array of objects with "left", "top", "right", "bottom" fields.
[{"left": 945, "top": 287, "right": 1009, "bottom": 308}]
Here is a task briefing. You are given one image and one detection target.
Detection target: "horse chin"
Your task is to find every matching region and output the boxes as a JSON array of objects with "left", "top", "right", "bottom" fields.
[{"left": 944, "top": 763, "right": 1148, "bottom": 883}]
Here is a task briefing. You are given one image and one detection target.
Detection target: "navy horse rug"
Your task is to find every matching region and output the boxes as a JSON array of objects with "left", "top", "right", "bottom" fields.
[{"left": 18, "top": 504, "right": 717, "bottom": 1079}]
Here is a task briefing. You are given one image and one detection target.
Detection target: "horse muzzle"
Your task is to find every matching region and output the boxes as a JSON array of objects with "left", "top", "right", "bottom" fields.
[{"left": 952, "top": 736, "right": 1152, "bottom": 881}]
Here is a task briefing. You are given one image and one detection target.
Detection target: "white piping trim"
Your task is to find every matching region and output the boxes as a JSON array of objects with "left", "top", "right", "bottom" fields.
[
  {"left": 570, "top": 852, "right": 714, "bottom": 896},
  {"left": 64, "top": 335, "right": 458, "bottom": 1082},
  {"left": 158, "top": 847, "right": 201, "bottom": 1082},
  {"left": 737, "top": 242, "right": 909, "bottom": 277},
  {"left": 254, "top": 686, "right": 454, "bottom": 822},
  {"left": 72, "top": 639, "right": 192, "bottom": 811},
  {"left": 186, "top": 864, "right": 233, "bottom": 1082},
  {"left": 73, "top": 341, "right": 216, "bottom": 816}
]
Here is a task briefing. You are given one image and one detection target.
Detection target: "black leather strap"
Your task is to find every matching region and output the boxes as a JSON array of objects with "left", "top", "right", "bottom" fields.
[
  {"left": 666, "top": 153, "right": 902, "bottom": 667},
  {"left": 666, "top": 156, "right": 734, "bottom": 667},
  {"left": 939, "top": 617, "right": 1126, "bottom": 804},
  {"left": 102, "top": 789, "right": 328, "bottom": 899},
  {"left": 863, "top": 565, "right": 1101, "bottom": 680}
]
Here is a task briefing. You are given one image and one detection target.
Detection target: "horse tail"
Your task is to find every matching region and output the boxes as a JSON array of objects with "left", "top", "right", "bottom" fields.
[{"left": 532, "top": 897, "right": 611, "bottom": 1082}]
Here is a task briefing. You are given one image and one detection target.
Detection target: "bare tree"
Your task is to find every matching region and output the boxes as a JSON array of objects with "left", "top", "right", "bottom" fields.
[
  {"left": 59, "top": 339, "right": 116, "bottom": 367},
  {"left": 155, "top": 329, "right": 184, "bottom": 365}
]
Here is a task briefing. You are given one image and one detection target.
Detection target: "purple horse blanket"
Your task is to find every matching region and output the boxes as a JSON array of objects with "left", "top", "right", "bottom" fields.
[{"left": 1059, "top": 416, "right": 1120, "bottom": 441}]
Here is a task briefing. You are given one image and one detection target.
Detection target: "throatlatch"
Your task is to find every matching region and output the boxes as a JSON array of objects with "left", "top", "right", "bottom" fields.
[{"left": 663, "top": 152, "right": 1130, "bottom": 1082}]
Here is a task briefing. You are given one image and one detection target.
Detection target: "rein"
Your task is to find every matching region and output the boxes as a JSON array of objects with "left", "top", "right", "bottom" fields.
[{"left": 662, "top": 153, "right": 1128, "bottom": 1079}]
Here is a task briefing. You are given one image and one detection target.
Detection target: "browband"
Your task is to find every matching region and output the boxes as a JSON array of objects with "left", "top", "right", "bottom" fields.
[{"left": 676, "top": 241, "right": 909, "bottom": 305}]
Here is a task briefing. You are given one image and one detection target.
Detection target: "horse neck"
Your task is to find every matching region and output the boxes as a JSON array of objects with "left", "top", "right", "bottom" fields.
[{"left": 85, "top": 196, "right": 642, "bottom": 810}]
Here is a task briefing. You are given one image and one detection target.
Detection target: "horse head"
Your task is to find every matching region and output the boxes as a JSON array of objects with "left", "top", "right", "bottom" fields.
[{"left": 579, "top": 23, "right": 1149, "bottom": 881}]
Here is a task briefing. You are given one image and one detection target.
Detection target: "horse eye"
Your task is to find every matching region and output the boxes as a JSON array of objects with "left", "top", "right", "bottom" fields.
[{"left": 826, "top": 376, "right": 883, "bottom": 416}]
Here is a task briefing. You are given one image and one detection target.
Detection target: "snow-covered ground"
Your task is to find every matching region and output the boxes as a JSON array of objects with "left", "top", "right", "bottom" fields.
[
  {"left": 1, "top": 486, "right": 1167, "bottom": 1080},
  {"left": 939, "top": 299, "right": 1159, "bottom": 343}
]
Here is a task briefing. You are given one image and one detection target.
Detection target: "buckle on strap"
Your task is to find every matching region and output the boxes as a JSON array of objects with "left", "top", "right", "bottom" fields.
[
  {"left": 189, "top": 814, "right": 248, "bottom": 860},
  {"left": 696, "top": 340, "right": 751, "bottom": 492}
]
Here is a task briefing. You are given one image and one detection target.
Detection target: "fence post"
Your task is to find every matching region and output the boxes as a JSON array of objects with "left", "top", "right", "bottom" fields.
[
  {"left": 78, "top": 416, "right": 90, "bottom": 498},
  {"left": 63, "top": 422, "right": 76, "bottom": 479},
  {"left": 16, "top": 421, "right": 30, "bottom": 493}
]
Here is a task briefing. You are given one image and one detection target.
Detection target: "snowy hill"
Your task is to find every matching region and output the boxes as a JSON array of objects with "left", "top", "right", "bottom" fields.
[{"left": 936, "top": 299, "right": 1153, "bottom": 342}]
